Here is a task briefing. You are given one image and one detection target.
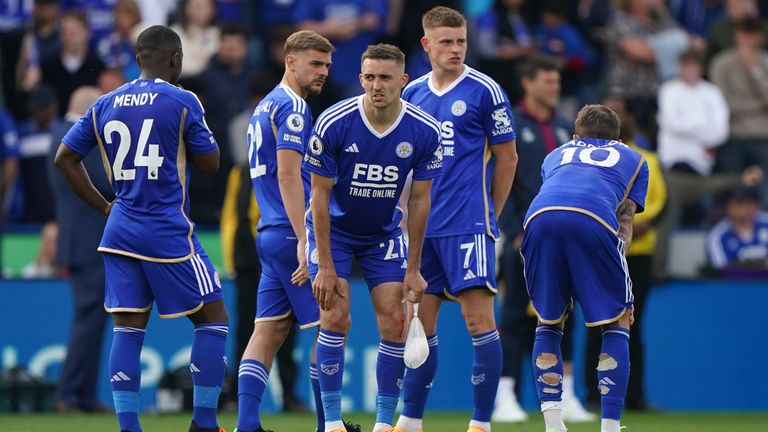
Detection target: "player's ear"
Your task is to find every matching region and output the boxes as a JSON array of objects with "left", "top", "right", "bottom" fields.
[
  {"left": 420, "top": 36, "right": 429, "bottom": 53},
  {"left": 285, "top": 54, "right": 295, "bottom": 71},
  {"left": 401, "top": 72, "right": 409, "bottom": 89}
]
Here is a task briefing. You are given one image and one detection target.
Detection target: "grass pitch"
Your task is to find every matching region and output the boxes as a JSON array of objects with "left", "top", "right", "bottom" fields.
[{"left": 2, "top": 412, "right": 767, "bottom": 432}]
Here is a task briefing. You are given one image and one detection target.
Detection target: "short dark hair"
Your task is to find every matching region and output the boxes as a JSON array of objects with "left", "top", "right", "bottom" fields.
[
  {"left": 735, "top": 16, "right": 765, "bottom": 34},
  {"left": 519, "top": 55, "right": 560, "bottom": 81},
  {"left": 136, "top": 25, "right": 182, "bottom": 58},
  {"left": 422, "top": 6, "right": 466, "bottom": 30},
  {"left": 678, "top": 46, "right": 706, "bottom": 65},
  {"left": 61, "top": 10, "right": 88, "bottom": 27},
  {"left": 574, "top": 104, "right": 621, "bottom": 140},
  {"left": 219, "top": 23, "right": 246, "bottom": 39},
  {"left": 284, "top": 30, "right": 335, "bottom": 55},
  {"left": 361, "top": 43, "right": 405, "bottom": 67}
]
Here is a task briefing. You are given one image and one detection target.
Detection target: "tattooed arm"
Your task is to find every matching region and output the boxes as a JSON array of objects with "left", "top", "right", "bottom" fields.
[{"left": 616, "top": 199, "right": 638, "bottom": 250}]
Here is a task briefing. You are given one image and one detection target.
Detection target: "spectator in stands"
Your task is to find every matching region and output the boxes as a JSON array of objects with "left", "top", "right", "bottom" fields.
[
  {"left": 192, "top": 25, "right": 254, "bottom": 223},
  {"left": 604, "top": 0, "right": 687, "bottom": 132},
  {"left": 61, "top": 0, "right": 116, "bottom": 49},
  {"left": 709, "top": 16, "right": 768, "bottom": 201},
  {"left": 707, "top": 0, "right": 759, "bottom": 61},
  {"left": 171, "top": 0, "right": 220, "bottom": 79},
  {"left": 0, "top": 108, "right": 20, "bottom": 277},
  {"left": 495, "top": 56, "right": 589, "bottom": 424},
  {"left": 97, "top": 0, "right": 142, "bottom": 81},
  {"left": 474, "top": 0, "right": 534, "bottom": 102},
  {"left": 48, "top": 86, "right": 111, "bottom": 413},
  {"left": 669, "top": 0, "right": 725, "bottom": 40},
  {"left": 97, "top": 68, "right": 126, "bottom": 93},
  {"left": 16, "top": 0, "right": 61, "bottom": 93},
  {"left": 0, "top": 0, "right": 32, "bottom": 118},
  {"left": 707, "top": 187, "right": 768, "bottom": 270},
  {"left": 135, "top": 0, "right": 176, "bottom": 26},
  {"left": 587, "top": 96, "right": 667, "bottom": 412},
  {"left": 41, "top": 10, "right": 104, "bottom": 117},
  {"left": 294, "top": 0, "right": 382, "bottom": 97}
]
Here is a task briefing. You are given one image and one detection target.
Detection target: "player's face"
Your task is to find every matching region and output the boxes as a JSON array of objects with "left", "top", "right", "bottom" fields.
[
  {"left": 289, "top": 49, "right": 332, "bottom": 96},
  {"left": 359, "top": 58, "right": 408, "bottom": 110},
  {"left": 526, "top": 69, "right": 561, "bottom": 110},
  {"left": 421, "top": 26, "right": 467, "bottom": 74}
]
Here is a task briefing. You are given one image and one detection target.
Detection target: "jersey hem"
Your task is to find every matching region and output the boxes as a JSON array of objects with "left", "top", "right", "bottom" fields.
[
  {"left": 99, "top": 247, "right": 195, "bottom": 263},
  {"left": 104, "top": 304, "right": 153, "bottom": 314},
  {"left": 299, "top": 320, "right": 321, "bottom": 330},
  {"left": 524, "top": 207, "right": 619, "bottom": 236},
  {"left": 254, "top": 311, "right": 292, "bottom": 324},
  {"left": 159, "top": 301, "right": 204, "bottom": 319},
  {"left": 584, "top": 308, "right": 630, "bottom": 328}
]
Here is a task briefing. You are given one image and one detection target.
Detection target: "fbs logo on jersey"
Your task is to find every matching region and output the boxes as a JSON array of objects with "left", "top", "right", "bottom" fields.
[
  {"left": 491, "top": 107, "right": 514, "bottom": 137},
  {"left": 451, "top": 100, "right": 466, "bottom": 116},
  {"left": 309, "top": 136, "right": 323, "bottom": 155},
  {"left": 286, "top": 113, "right": 304, "bottom": 133},
  {"left": 396, "top": 142, "right": 413, "bottom": 159}
]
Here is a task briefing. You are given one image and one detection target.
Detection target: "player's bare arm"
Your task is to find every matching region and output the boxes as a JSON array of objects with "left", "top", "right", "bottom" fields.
[
  {"left": 189, "top": 147, "right": 220, "bottom": 175},
  {"left": 310, "top": 172, "right": 343, "bottom": 310},
  {"left": 616, "top": 198, "right": 637, "bottom": 248},
  {"left": 54, "top": 144, "right": 112, "bottom": 217},
  {"left": 490, "top": 138, "right": 519, "bottom": 219},
  {"left": 278, "top": 149, "right": 310, "bottom": 286},
  {"left": 403, "top": 178, "right": 432, "bottom": 303}
]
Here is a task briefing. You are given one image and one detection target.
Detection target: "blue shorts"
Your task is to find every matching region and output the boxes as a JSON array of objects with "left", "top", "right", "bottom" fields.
[
  {"left": 421, "top": 233, "right": 498, "bottom": 299},
  {"left": 103, "top": 251, "right": 223, "bottom": 318},
  {"left": 255, "top": 228, "right": 320, "bottom": 329},
  {"left": 520, "top": 211, "right": 633, "bottom": 327},
  {"left": 307, "top": 230, "right": 407, "bottom": 290}
]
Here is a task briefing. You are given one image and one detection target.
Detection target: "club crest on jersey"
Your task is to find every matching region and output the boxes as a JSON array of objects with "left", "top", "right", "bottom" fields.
[
  {"left": 396, "top": 142, "right": 413, "bottom": 159},
  {"left": 451, "top": 100, "right": 466, "bottom": 116},
  {"left": 309, "top": 136, "right": 323, "bottom": 155},
  {"left": 286, "top": 113, "right": 304, "bottom": 132},
  {"left": 491, "top": 107, "right": 514, "bottom": 136},
  {"left": 310, "top": 248, "right": 318, "bottom": 264}
]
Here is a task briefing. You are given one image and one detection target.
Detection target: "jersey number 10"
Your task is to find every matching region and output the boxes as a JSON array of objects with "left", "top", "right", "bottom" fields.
[
  {"left": 559, "top": 146, "right": 620, "bottom": 168},
  {"left": 104, "top": 119, "right": 164, "bottom": 180}
]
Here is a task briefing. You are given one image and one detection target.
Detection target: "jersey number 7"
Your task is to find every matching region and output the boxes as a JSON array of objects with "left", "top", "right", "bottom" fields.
[{"left": 104, "top": 119, "right": 164, "bottom": 180}]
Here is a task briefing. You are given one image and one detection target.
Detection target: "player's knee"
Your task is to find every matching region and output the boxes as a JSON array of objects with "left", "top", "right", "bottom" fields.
[
  {"left": 461, "top": 308, "right": 495, "bottom": 334},
  {"left": 321, "top": 309, "right": 349, "bottom": 333}
]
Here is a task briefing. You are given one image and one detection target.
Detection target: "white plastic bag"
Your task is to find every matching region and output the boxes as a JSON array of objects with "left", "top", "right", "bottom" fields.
[{"left": 404, "top": 303, "right": 430, "bottom": 368}]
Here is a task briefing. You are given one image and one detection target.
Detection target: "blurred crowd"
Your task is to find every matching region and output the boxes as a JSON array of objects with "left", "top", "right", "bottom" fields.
[{"left": 3, "top": 0, "right": 768, "bottom": 277}]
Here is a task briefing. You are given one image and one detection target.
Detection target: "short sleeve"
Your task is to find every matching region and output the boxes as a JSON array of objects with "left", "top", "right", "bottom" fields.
[
  {"left": 184, "top": 96, "right": 218, "bottom": 155},
  {"left": 627, "top": 159, "right": 649, "bottom": 213},
  {"left": 303, "top": 132, "right": 337, "bottom": 178},
  {"left": 274, "top": 102, "right": 308, "bottom": 154},
  {"left": 412, "top": 128, "right": 443, "bottom": 181},
  {"left": 62, "top": 103, "right": 98, "bottom": 157},
  {"left": 482, "top": 91, "right": 517, "bottom": 145}
]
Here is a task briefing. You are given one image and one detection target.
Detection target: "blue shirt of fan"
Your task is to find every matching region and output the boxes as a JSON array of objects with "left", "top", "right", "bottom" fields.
[
  {"left": 402, "top": 66, "right": 516, "bottom": 239},
  {"left": 62, "top": 78, "right": 218, "bottom": 261},
  {"left": 249, "top": 85, "right": 313, "bottom": 232},
  {"left": 708, "top": 211, "right": 768, "bottom": 269},
  {"left": 304, "top": 96, "right": 443, "bottom": 245},
  {"left": 525, "top": 138, "right": 649, "bottom": 234}
]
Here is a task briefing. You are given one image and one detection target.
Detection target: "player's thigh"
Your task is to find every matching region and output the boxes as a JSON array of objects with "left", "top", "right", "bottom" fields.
[
  {"left": 568, "top": 220, "right": 633, "bottom": 327},
  {"left": 370, "top": 281, "right": 407, "bottom": 341},
  {"left": 434, "top": 233, "right": 498, "bottom": 299},
  {"left": 421, "top": 237, "right": 449, "bottom": 298},
  {"left": 142, "top": 252, "right": 224, "bottom": 319},
  {"left": 103, "top": 252, "right": 153, "bottom": 315},
  {"left": 520, "top": 212, "right": 573, "bottom": 325},
  {"left": 356, "top": 232, "right": 407, "bottom": 291},
  {"left": 307, "top": 229, "right": 354, "bottom": 282},
  {"left": 257, "top": 229, "right": 320, "bottom": 329}
]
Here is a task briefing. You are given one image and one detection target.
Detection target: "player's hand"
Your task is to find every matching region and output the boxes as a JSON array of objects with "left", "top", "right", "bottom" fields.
[
  {"left": 291, "top": 237, "right": 309, "bottom": 286},
  {"left": 312, "top": 267, "right": 344, "bottom": 310},
  {"left": 103, "top": 201, "right": 114, "bottom": 218},
  {"left": 402, "top": 269, "right": 427, "bottom": 303}
]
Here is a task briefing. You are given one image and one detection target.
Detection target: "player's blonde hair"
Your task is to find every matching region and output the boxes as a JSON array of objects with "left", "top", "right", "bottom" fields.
[
  {"left": 361, "top": 43, "right": 405, "bottom": 67},
  {"left": 422, "top": 6, "right": 466, "bottom": 30},
  {"left": 284, "top": 30, "right": 335, "bottom": 55},
  {"left": 574, "top": 104, "right": 621, "bottom": 140}
]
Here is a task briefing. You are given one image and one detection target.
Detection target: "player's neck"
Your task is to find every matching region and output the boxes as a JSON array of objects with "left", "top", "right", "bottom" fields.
[
  {"left": 431, "top": 64, "right": 465, "bottom": 91},
  {"left": 281, "top": 73, "right": 308, "bottom": 99},
  {"left": 523, "top": 98, "right": 553, "bottom": 122},
  {"left": 139, "top": 70, "right": 172, "bottom": 83},
  {"left": 362, "top": 97, "right": 402, "bottom": 133}
]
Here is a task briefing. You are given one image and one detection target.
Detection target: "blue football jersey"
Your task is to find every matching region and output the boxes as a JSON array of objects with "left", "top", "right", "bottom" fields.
[
  {"left": 402, "top": 66, "right": 516, "bottom": 239},
  {"left": 708, "top": 211, "right": 768, "bottom": 269},
  {"left": 249, "top": 85, "right": 313, "bottom": 231},
  {"left": 304, "top": 96, "right": 443, "bottom": 245},
  {"left": 525, "top": 138, "right": 649, "bottom": 234},
  {"left": 62, "top": 78, "right": 218, "bottom": 261}
]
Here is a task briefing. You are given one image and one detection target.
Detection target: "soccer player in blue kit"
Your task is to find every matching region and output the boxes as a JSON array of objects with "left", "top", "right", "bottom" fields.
[
  {"left": 54, "top": 26, "right": 228, "bottom": 432},
  {"left": 394, "top": 7, "right": 518, "bottom": 432},
  {"left": 521, "top": 105, "right": 649, "bottom": 432},
  {"left": 304, "top": 44, "right": 443, "bottom": 432},
  {"left": 235, "top": 30, "right": 337, "bottom": 432}
]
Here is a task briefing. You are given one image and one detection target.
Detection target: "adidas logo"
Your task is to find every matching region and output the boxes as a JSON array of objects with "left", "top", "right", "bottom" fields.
[
  {"left": 345, "top": 143, "right": 360, "bottom": 153},
  {"left": 599, "top": 377, "right": 616, "bottom": 386},
  {"left": 464, "top": 269, "right": 477, "bottom": 280},
  {"left": 400, "top": 260, "right": 407, "bottom": 269},
  {"left": 190, "top": 363, "right": 201, "bottom": 373},
  {"left": 111, "top": 371, "right": 131, "bottom": 382}
]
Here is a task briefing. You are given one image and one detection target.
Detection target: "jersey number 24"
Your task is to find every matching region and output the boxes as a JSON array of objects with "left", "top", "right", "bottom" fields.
[{"left": 104, "top": 119, "right": 164, "bottom": 180}]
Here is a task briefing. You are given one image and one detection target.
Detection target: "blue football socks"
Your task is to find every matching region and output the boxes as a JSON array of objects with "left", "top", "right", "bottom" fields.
[
  {"left": 190, "top": 323, "right": 228, "bottom": 429},
  {"left": 236, "top": 359, "right": 269, "bottom": 432},
  {"left": 317, "top": 328, "right": 346, "bottom": 431},
  {"left": 376, "top": 340, "right": 406, "bottom": 426},
  {"left": 110, "top": 326, "right": 146, "bottom": 432},
  {"left": 599, "top": 328, "right": 630, "bottom": 421},
  {"left": 470, "top": 330, "right": 502, "bottom": 423},
  {"left": 401, "top": 333, "right": 438, "bottom": 420}
]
